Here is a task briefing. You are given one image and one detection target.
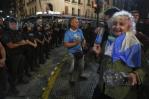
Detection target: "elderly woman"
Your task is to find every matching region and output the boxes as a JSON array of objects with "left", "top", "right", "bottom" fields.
[{"left": 97, "top": 11, "right": 145, "bottom": 99}]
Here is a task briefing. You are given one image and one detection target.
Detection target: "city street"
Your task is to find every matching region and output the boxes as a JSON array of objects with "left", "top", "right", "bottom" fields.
[
  {"left": 47, "top": 52, "right": 99, "bottom": 99},
  {"left": 0, "top": 0, "right": 148, "bottom": 99},
  {"left": 6, "top": 46, "right": 67, "bottom": 99},
  {"left": 5, "top": 46, "right": 100, "bottom": 99}
]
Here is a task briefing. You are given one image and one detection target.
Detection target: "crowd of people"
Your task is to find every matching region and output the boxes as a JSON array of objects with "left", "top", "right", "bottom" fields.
[
  {"left": 63, "top": 7, "right": 149, "bottom": 99},
  {"left": 0, "top": 7, "right": 149, "bottom": 99}
]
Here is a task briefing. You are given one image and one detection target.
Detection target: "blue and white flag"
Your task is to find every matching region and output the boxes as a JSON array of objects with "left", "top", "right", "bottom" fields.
[{"left": 112, "top": 32, "right": 141, "bottom": 68}]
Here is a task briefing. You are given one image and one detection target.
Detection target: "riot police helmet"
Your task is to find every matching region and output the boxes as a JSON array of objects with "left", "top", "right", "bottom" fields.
[
  {"left": 4, "top": 17, "right": 17, "bottom": 30},
  {"left": 4, "top": 17, "right": 16, "bottom": 23}
]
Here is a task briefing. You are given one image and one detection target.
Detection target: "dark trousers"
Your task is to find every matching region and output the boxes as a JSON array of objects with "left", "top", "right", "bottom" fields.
[
  {"left": 44, "top": 42, "right": 49, "bottom": 59},
  {"left": 37, "top": 45, "right": 45, "bottom": 64},
  {"left": 25, "top": 47, "right": 36, "bottom": 70},
  {"left": 6, "top": 54, "right": 25, "bottom": 83},
  {"left": 0, "top": 67, "right": 8, "bottom": 98}
]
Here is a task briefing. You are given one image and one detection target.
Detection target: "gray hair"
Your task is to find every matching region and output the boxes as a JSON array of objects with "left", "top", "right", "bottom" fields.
[{"left": 112, "top": 10, "right": 136, "bottom": 34}]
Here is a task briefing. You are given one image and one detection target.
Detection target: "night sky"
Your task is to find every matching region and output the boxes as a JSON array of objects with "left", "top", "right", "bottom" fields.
[
  {"left": 0, "top": 0, "right": 11, "bottom": 11},
  {"left": 0, "top": 0, "right": 11, "bottom": 16}
]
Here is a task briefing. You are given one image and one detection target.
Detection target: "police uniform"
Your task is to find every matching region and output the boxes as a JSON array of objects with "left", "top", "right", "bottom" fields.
[
  {"left": 35, "top": 28, "right": 45, "bottom": 64},
  {"left": 23, "top": 31, "right": 38, "bottom": 71},
  {"left": 1, "top": 17, "right": 28, "bottom": 85},
  {"left": 43, "top": 29, "right": 50, "bottom": 59},
  {"left": 2, "top": 29, "right": 26, "bottom": 81}
]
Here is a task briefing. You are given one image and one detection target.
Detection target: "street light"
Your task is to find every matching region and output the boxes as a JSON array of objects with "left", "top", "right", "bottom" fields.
[
  {"left": 10, "top": 10, "right": 13, "bottom": 15},
  {"left": 0, "top": 10, "right": 3, "bottom": 13},
  {"left": 93, "top": 0, "right": 104, "bottom": 26},
  {"left": 0, "top": 10, "right": 3, "bottom": 17}
]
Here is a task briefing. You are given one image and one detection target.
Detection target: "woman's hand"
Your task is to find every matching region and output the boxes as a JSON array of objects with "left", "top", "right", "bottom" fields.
[
  {"left": 128, "top": 72, "right": 138, "bottom": 86},
  {"left": 92, "top": 43, "right": 101, "bottom": 57}
]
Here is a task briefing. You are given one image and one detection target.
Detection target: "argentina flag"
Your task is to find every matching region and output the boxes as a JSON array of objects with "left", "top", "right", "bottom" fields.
[{"left": 112, "top": 32, "right": 141, "bottom": 68}]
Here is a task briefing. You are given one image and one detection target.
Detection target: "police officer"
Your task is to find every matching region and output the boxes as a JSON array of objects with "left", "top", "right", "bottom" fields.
[
  {"left": 22, "top": 23, "right": 38, "bottom": 73},
  {"left": 43, "top": 24, "right": 51, "bottom": 59},
  {"left": 50, "top": 23, "right": 54, "bottom": 49},
  {"left": 57, "top": 23, "right": 63, "bottom": 46},
  {"left": 34, "top": 24, "right": 45, "bottom": 64},
  {"left": 1, "top": 17, "right": 28, "bottom": 94},
  {"left": 52, "top": 23, "right": 59, "bottom": 48},
  {"left": 47, "top": 23, "right": 53, "bottom": 50}
]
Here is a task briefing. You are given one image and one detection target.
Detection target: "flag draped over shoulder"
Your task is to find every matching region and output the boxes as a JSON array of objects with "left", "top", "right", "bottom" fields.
[{"left": 112, "top": 32, "right": 141, "bottom": 68}]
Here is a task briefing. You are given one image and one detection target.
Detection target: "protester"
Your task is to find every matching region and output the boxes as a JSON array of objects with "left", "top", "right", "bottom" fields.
[
  {"left": 96, "top": 11, "right": 144, "bottom": 99},
  {"left": 64, "top": 17, "right": 87, "bottom": 85}
]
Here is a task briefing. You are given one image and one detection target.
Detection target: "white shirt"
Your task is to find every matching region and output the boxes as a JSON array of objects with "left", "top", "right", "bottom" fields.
[{"left": 104, "top": 42, "right": 114, "bottom": 57}]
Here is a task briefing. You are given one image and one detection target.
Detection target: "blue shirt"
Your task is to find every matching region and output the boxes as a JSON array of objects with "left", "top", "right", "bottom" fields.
[{"left": 64, "top": 28, "right": 84, "bottom": 53}]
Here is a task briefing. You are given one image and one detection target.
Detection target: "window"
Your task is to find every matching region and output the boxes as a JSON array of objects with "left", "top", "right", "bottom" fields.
[
  {"left": 87, "top": 0, "right": 91, "bottom": 6},
  {"left": 92, "top": 0, "right": 94, "bottom": 8},
  {"left": 78, "top": 9, "right": 80, "bottom": 16},
  {"left": 47, "top": 3, "right": 53, "bottom": 11},
  {"left": 65, "top": 6, "right": 68, "bottom": 14},
  {"left": 72, "top": 0, "right": 77, "bottom": 3},
  {"left": 30, "top": 8, "right": 31, "bottom": 15},
  {"left": 107, "top": 0, "right": 110, "bottom": 5},
  {"left": 35, "top": 6, "right": 36, "bottom": 13},
  {"left": 32, "top": 7, "right": 34, "bottom": 15},
  {"left": 72, "top": 8, "right": 75, "bottom": 15},
  {"left": 78, "top": 0, "right": 82, "bottom": 4}
]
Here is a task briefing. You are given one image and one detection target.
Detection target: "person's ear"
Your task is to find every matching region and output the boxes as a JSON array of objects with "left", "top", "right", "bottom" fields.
[
  {"left": 70, "top": 20, "right": 74, "bottom": 26},
  {"left": 128, "top": 20, "right": 132, "bottom": 29}
]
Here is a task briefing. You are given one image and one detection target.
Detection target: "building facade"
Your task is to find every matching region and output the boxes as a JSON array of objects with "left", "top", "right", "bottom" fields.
[
  {"left": 112, "top": 0, "right": 149, "bottom": 18},
  {"left": 16, "top": 0, "right": 113, "bottom": 19}
]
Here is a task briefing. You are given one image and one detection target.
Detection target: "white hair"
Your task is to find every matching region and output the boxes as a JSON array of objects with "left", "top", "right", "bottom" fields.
[{"left": 112, "top": 10, "right": 136, "bottom": 34}]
